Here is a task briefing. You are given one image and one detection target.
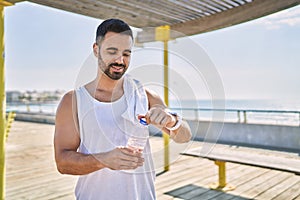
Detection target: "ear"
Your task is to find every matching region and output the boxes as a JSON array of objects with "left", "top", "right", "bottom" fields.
[{"left": 93, "top": 43, "right": 99, "bottom": 57}]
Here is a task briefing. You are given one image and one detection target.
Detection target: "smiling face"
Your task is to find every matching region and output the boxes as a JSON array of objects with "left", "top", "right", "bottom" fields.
[{"left": 93, "top": 31, "right": 133, "bottom": 80}]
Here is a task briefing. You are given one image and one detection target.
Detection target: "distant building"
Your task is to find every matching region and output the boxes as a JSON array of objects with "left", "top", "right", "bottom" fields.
[
  {"left": 6, "top": 91, "right": 22, "bottom": 102},
  {"left": 6, "top": 90, "right": 65, "bottom": 103}
]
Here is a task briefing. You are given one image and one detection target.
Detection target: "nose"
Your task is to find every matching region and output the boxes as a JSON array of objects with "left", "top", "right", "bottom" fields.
[{"left": 114, "top": 54, "right": 125, "bottom": 64}]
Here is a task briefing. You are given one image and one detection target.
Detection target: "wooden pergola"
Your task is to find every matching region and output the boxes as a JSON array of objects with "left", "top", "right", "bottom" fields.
[
  {"left": 5, "top": 0, "right": 300, "bottom": 42},
  {"left": 1, "top": 0, "right": 300, "bottom": 198}
]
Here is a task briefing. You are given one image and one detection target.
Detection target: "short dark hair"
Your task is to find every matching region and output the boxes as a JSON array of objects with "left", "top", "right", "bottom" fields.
[{"left": 96, "top": 19, "right": 133, "bottom": 43}]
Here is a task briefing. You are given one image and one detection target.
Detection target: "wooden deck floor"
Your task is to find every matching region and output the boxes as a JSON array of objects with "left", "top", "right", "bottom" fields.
[{"left": 5, "top": 121, "right": 300, "bottom": 200}]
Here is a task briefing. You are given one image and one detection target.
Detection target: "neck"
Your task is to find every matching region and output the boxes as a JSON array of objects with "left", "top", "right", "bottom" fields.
[
  {"left": 85, "top": 71, "right": 125, "bottom": 103},
  {"left": 94, "top": 71, "right": 123, "bottom": 92}
]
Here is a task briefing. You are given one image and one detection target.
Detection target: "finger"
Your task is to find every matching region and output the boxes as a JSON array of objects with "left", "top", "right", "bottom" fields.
[
  {"left": 160, "top": 116, "right": 169, "bottom": 126},
  {"left": 144, "top": 112, "right": 151, "bottom": 124},
  {"left": 124, "top": 158, "right": 144, "bottom": 168},
  {"left": 119, "top": 161, "right": 139, "bottom": 169},
  {"left": 120, "top": 164, "right": 139, "bottom": 170},
  {"left": 156, "top": 111, "right": 172, "bottom": 126},
  {"left": 162, "top": 113, "right": 175, "bottom": 126},
  {"left": 149, "top": 111, "right": 160, "bottom": 124},
  {"left": 120, "top": 151, "right": 138, "bottom": 160},
  {"left": 137, "top": 114, "right": 145, "bottom": 120},
  {"left": 120, "top": 165, "right": 134, "bottom": 170},
  {"left": 120, "top": 147, "right": 142, "bottom": 156},
  {"left": 120, "top": 157, "right": 144, "bottom": 169},
  {"left": 137, "top": 157, "right": 145, "bottom": 166},
  {"left": 160, "top": 112, "right": 172, "bottom": 125},
  {"left": 120, "top": 149, "right": 144, "bottom": 164},
  {"left": 120, "top": 149, "right": 144, "bottom": 163}
]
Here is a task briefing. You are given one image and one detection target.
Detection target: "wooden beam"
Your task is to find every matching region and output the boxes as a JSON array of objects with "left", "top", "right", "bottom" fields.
[
  {"left": 7, "top": 0, "right": 177, "bottom": 27},
  {"left": 6, "top": 0, "right": 300, "bottom": 42},
  {"left": 172, "top": 0, "right": 300, "bottom": 35},
  {"left": 137, "top": 0, "right": 300, "bottom": 43}
]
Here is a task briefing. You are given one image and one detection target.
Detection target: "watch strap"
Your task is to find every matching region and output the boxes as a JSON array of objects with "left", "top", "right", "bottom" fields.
[{"left": 166, "top": 112, "right": 182, "bottom": 131}]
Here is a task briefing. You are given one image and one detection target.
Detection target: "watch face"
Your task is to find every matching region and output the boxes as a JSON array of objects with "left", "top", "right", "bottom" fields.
[{"left": 169, "top": 112, "right": 178, "bottom": 117}]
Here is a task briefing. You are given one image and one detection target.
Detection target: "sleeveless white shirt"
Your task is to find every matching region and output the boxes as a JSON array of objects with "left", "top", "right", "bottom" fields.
[{"left": 74, "top": 76, "right": 156, "bottom": 200}]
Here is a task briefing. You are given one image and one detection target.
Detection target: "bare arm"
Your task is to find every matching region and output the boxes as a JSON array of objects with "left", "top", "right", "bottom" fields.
[
  {"left": 145, "top": 89, "right": 192, "bottom": 143},
  {"left": 54, "top": 91, "right": 143, "bottom": 175}
]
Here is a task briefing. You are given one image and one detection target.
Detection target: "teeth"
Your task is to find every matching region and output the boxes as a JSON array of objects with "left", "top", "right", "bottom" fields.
[
  {"left": 113, "top": 66, "right": 123, "bottom": 70},
  {"left": 111, "top": 66, "right": 123, "bottom": 72}
]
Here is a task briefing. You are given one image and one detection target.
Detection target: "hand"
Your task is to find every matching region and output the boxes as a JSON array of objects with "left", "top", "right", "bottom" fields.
[
  {"left": 140, "top": 106, "right": 177, "bottom": 129},
  {"left": 96, "top": 147, "right": 144, "bottom": 170}
]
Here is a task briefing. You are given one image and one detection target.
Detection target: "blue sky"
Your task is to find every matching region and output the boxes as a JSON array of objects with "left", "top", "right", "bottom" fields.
[{"left": 4, "top": 2, "right": 300, "bottom": 100}]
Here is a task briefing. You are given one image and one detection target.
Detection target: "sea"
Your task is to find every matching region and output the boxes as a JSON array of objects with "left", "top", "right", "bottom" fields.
[{"left": 6, "top": 99, "right": 300, "bottom": 126}]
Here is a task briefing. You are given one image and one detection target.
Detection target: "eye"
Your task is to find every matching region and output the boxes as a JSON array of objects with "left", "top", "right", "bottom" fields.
[
  {"left": 123, "top": 53, "right": 131, "bottom": 57},
  {"left": 107, "top": 50, "right": 117, "bottom": 55}
]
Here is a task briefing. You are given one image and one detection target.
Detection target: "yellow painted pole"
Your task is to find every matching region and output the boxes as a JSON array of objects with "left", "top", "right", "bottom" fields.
[
  {"left": 0, "top": 6, "right": 5, "bottom": 199},
  {"left": 215, "top": 161, "right": 226, "bottom": 187},
  {"left": 6, "top": 111, "right": 16, "bottom": 139},
  {"left": 155, "top": 25, "right": 170, "bottom": 171},
  {"left": 0, "top": 1, "right": 13, "bottom": 199},
  {"left": 163, "top": 39, "right": 169, "bottom": 171},
  {"left": 210, "top": 160, "right": 235, "bottom": 191}
]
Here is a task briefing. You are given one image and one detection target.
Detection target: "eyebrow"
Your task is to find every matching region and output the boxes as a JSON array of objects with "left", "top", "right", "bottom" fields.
[
  {"left": 106, "top": 47, "right": 118, "bottom": 51},
  {"left": 106, "top": 47, "right": 131, "bottom": 53}
]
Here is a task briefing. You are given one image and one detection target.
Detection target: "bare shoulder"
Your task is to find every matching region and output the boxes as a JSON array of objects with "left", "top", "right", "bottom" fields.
[
  {"left": 55, "top": 90, "right": 80, "bottom": 151},
  {"left": 55, "top": 90, "right": 78, "bottom": 130},
  {"left": 56, "top": 91, "right": 76, "bottom": 114}
]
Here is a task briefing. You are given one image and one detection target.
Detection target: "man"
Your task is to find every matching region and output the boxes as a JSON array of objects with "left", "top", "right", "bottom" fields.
[{"left": 54, "top": 19, "right": 192, "bottom": 200}]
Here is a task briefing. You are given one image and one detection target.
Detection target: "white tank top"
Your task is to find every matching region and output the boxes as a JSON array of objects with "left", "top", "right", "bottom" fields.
[{"left": 74, "top": 81, "right": 156, "bottom": 200}]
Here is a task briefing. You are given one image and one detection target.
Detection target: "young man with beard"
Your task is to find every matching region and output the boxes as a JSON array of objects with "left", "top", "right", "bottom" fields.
[{"left": 54, "top": 19, "right": 192, "bottom": 200}]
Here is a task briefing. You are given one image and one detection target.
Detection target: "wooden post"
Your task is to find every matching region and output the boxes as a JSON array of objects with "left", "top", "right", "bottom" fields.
[
  {"left": 243, "top": 111, "right": 247, "bottom": 123},
  {"left": 0, "top": 1, "right": 13, "bottom": 199},
  {"left": 155, "top": 25, "right": 170, "bottom": 171},
  {"left": 0, "top": 5, "right": 6, "bottom": 200},
  {"left": 209, "top": 160, "right": 235, "bottom": 192},
  {"left": 216, "top": 160, "right": 226, "bottom": 187},
  {"left": 6, "top": 111, "right": 15, "bottom": 139}
]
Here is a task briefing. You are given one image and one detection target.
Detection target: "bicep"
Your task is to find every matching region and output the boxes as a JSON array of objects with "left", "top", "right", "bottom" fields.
[{"left": 54, "top": 92, "right": 80, "bottom": 157}]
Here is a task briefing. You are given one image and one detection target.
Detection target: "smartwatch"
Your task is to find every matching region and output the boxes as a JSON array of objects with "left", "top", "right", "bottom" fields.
[{"left": 166, "top": 112, "right": 182, "bottom": 131}]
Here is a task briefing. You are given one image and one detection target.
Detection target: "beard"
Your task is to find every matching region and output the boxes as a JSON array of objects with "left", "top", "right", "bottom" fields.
[
  {"left": 98, "top": 57, "right": 127, "bottom": 80},
  {"left": 102, "top": 62, "right": 127, "bottom": 80}
]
